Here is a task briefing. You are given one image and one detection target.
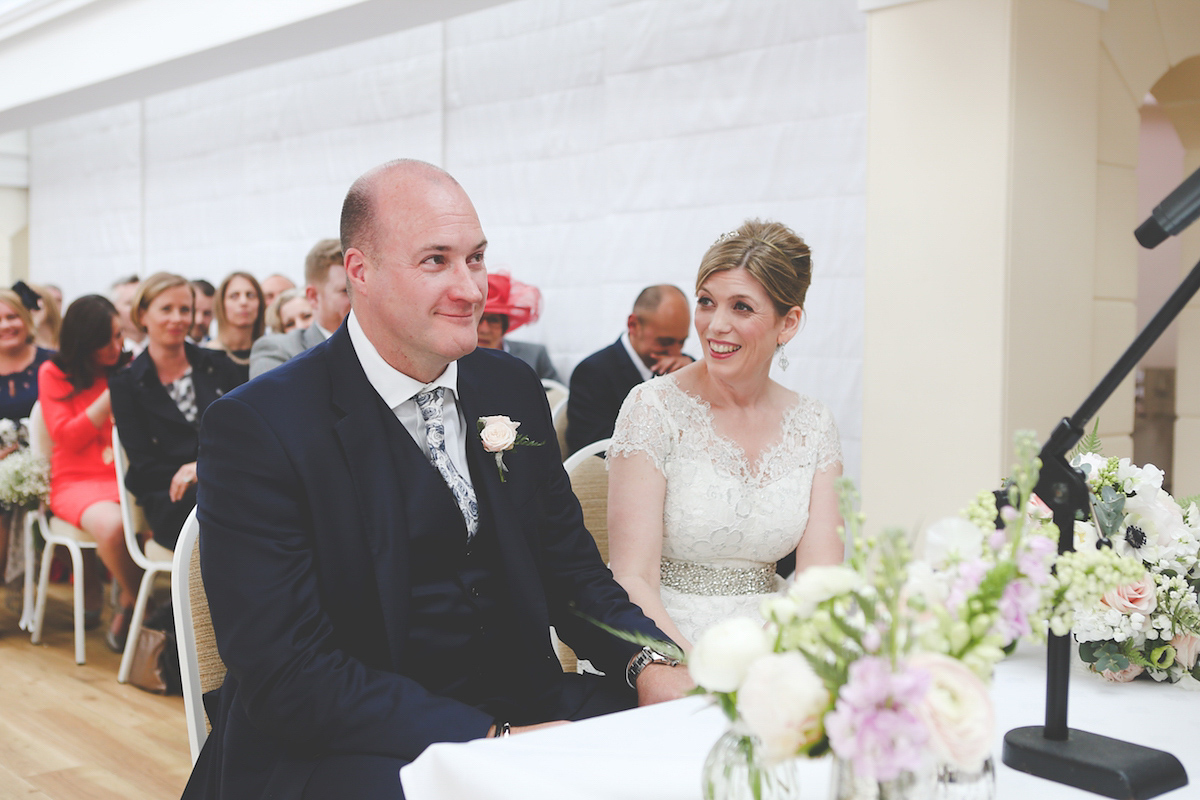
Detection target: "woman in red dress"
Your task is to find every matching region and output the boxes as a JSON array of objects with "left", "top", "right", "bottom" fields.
[{"left": 38, "top": 295, "right": 142, "bottom": 652}]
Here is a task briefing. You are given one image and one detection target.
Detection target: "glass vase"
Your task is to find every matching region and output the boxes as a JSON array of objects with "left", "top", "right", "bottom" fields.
[
  {"left": 701, "top": 729, "right": 803, "bottom": 800},
  {"left": 933, "top": 755, "right": 996, "bottom": 800},
  {"left": 828, "top": 756, "right": 935, "bottom": 800}
]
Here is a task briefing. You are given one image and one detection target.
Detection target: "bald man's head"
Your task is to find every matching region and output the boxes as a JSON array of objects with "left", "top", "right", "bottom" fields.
[{"left": 339, "top": 159, "right": 461, "bottom": 259}]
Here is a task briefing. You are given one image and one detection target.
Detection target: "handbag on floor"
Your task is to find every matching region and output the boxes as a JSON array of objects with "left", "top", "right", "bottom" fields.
[{"left": 126, "top": 602, "right": 182, "bottom": 695}]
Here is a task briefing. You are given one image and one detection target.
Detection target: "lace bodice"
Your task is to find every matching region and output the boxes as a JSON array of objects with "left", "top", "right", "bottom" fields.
[{"left": 608, "top": 375, "right": 842, "bottom": 641}]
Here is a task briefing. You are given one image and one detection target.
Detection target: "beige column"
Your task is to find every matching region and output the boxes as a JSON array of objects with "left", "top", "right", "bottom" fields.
[
  {"left": 0, "top": 131, "right": 27, "bottom": 286},
  {"left": 862, "top": 0, "right": 1103, "bottom": 526}
]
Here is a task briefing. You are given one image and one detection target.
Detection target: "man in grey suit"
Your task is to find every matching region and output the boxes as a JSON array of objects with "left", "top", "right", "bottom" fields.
[{"left": 250, "top": 239, "right": 351, "bottom": 379}]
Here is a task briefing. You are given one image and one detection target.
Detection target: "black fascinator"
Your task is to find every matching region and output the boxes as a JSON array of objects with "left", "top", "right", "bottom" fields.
[{"left": 11, "top": 281, "right": 41, "bottom": 311}]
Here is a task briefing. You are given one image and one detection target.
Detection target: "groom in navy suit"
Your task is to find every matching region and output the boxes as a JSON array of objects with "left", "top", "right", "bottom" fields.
[{"left": 184, "top": 160, "right": 691, "bottom": 799}]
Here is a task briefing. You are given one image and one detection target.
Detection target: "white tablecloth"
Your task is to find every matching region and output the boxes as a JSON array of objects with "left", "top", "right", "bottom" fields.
[{"left": 400, "top": 644, "right": 1200, "bottom": 799}]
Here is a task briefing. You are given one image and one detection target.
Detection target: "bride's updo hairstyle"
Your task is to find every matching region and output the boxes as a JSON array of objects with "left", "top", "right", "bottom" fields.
[{"left": 696, "top": 219, "right": 812, "bottom": 318}]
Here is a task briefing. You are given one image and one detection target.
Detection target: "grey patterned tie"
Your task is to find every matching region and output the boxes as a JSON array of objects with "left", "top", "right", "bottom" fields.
[{"left": 415, "top": 387, "right": 479, "bottom": 540}]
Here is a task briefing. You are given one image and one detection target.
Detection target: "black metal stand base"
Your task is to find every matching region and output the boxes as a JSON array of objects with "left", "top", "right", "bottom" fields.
[{"left": 1003, "top": 726, "right": 1188, "bottom": 799}]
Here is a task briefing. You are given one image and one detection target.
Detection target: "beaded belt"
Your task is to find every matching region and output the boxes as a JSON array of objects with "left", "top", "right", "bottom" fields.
[{"left": 659, "top": 558, "right": 776, "bottom": 597}]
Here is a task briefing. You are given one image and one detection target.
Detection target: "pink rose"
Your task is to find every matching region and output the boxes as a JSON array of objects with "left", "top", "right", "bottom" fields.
[
  {"left": 1172, "top": 633, "right": 1200, "bottom": 670},
  {"left": 1098, "top": 662, "right": 1144, "bottom": 683},
  {"left": 1100, "top": 576, "right": 1157, "bottom": 616},
  {"left": 478, "top": 416, "right": 519, "bottom": 452}
]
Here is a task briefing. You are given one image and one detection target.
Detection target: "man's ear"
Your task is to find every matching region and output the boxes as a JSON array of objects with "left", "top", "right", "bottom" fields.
[
  {"left": 626, "top": 313, "right": 639, "bottom": 338},
  {"left": 344, "top": 248, "right": 368, "bottom": 294}
]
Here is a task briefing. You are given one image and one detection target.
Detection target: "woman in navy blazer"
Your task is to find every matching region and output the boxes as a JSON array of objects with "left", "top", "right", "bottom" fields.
[{"left": 109, "top": 273, "right": 244, "bottom": 550}]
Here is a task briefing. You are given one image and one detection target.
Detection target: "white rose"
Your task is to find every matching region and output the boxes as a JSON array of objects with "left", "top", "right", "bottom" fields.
[
  {"left": 788, "top": 565, "right": 863, "bottom": 616},
  {"left": 478, "top": 416, "right": 519, "bottom": 452},
  {"left": 736, "top": 652, "right": 829, "bottom": 763},
  {"left": 909, "top": 652, "right": 994, "bottom": 772},
  {"left": 923, "top": 517, "right": 984, "bottom": 565},
  {"left": 688, "top": 617, "right": 772, "bottom": 693}
]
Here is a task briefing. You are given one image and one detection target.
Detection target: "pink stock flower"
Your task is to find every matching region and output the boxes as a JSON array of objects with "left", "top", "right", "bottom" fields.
[
  {"left": 997, "top": 581, "right": 1039, "bottom": 643},
  {"left": 825, "top": 657, "right": 930, "bottom": 781},
  {"left": 945, "top": 560, "right": 987, "bottom": 614},
  {"left": 1018, "top": 536, "right": 1056, "bottom": 587}
]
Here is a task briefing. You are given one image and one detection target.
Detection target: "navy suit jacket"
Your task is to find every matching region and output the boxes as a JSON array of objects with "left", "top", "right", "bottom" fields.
[
  {"left": 566, "top": 338, "right": 644, "bottom": 456},
  {"left": 184, "top": 325, "right": 665, "bottom": 799}
]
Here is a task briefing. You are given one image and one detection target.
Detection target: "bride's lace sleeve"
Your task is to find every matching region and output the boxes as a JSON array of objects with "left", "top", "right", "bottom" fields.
[
  {"left": 607, "top": 381, "right": 673, "bottom": 475},
  {"left": 814, "top": 402, "right": 843, "bottom": 472}
]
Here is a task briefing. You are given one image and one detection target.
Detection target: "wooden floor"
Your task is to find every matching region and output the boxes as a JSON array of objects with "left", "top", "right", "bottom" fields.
[{"left": 0, "top": 580, "right": 191, "bottom": 799}]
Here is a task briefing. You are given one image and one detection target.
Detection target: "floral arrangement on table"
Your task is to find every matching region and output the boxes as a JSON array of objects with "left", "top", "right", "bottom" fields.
[
  {"left": 1064, "top": 442, "right": 1200, "bottom": 685},
  {"left": 686, "top": 432, "right": 1142, "bottom": 799}
]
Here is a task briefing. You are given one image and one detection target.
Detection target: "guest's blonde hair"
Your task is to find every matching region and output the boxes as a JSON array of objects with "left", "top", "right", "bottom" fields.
[
  {"left": 0, "top": 289, "right": 35, "bottom": 344},
  {"left": 130, "top": 272, "right": 194, "bottom": 331}
]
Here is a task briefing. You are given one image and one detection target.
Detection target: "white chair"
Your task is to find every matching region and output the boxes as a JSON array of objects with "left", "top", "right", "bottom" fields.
[
  {"left": 564, "top": 439, "right": 611, "bottom": 564},
  {"left": 552, "top": 398, "right": 571, "bottom": 462},
  {"left": 541, "top": 378, "right": 568, "bottom": 414},
  {"left": 112, "top": 425, "right": 175, "bottom": 684},
  {"left": 27, "top": 401, "right": 99, "bottom": 665},
  {"left": 173, "top": 507, "right": 225, "bottom": 764}
]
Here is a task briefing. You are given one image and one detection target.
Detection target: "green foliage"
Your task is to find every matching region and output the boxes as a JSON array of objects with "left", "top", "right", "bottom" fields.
[
  {"left": 568, "top": 606, "right": 685, "bottom": 662},
  {"left": 1067, "top": 420, "right": 1103, "bottom": 462},
  {"left": 1091, "top": 642, "right": 1130, "bottom": 673}
]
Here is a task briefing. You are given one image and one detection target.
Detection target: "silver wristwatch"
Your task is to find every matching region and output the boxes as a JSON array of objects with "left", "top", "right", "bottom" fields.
[{"left": 626, "top": 645, "right": 680, "bottom": 688}]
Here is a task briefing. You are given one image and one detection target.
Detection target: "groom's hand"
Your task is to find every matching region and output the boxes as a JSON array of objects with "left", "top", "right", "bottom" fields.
[
  {"left": 486, "top": 721, "right": 570, "bottom": 738},
  {"left": 635, "top": 663, "right": 694, "bottom": 706}
]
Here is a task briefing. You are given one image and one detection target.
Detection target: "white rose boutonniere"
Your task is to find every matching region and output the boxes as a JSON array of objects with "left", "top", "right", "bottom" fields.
[{"left": 477, "top": 415, "right": 543, "bottom": 482}]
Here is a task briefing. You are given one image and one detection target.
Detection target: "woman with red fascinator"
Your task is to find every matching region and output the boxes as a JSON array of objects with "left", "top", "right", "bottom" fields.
[{"left": 475, "top": 271, "right": 560, "bottom": 382}]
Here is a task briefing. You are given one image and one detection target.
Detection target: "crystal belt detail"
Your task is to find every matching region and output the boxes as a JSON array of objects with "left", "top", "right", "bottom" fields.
[{"left": 659, "top": 558, "right": 776, "bottom": 596}]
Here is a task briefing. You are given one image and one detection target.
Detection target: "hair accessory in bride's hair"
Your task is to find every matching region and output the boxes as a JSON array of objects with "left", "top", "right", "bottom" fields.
[{"left": 711, "top": 230, "right": 740, "bottom": 247}]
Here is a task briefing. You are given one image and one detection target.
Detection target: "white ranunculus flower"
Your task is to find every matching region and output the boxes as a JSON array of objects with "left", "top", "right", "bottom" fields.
[
  {"left": 478, "top": 415, "right": 519, "bottom": 452},
  {"left": 788, "top": 565, "right": 863, "bottom": 617},
  {"left": 905, "top": 560, "right": 949, "bottom": 608},
  {"left": 736, "top": 652, "right": 829, "bottom": 763},
  {"left": 688, "top": 617, "right": 772, "bottom": 693},
  {"left": 923, "top": 517, "right": 984, "bottom": 565},
  {"left": 909, "top": 652, "right": 994, "bottom": 772},
  {"left": 760, "top": 595, "right": 799, "bottom": 625}
]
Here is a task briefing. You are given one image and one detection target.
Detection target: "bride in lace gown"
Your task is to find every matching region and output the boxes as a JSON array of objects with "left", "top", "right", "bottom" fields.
[{"left": 607, "top": 220, "right": 844, "bottom": 651}]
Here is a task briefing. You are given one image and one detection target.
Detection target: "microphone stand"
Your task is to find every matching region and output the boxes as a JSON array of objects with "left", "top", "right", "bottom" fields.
[{"left": 1000, "top": 253, "right": 1197, "bottom": 797}]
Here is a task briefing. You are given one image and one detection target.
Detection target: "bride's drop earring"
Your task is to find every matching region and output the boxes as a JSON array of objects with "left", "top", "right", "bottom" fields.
[{"left": 775, "top": 343, "right": 789, "bottom": 371}]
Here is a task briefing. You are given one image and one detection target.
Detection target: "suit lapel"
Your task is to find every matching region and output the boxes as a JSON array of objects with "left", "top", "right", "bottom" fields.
[{"left": 130, "top": 354, "right": 191, "bottom": 428}]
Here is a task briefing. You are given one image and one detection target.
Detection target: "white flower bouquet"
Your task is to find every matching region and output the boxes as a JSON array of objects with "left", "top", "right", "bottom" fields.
[
  {"left": 0, "top": 448, "right": 50, "bottom": 510},
  {"left": 1066, "top": 448, "right": 1200, "bottom": 684},
  {"left": 687, "top": 432, "right": 1140, "bottom": 792}
]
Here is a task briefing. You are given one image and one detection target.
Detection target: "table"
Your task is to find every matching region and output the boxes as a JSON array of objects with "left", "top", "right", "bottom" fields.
[{"left": 400, "top": 643, "right": 1200, "bottom": 799}]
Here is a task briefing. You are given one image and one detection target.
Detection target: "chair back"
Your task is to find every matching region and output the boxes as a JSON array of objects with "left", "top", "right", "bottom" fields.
[
  {"left": 541, "top": 379, "right": 568, "bottom": 414},
  {"left": 564, "top": 439, "right": 611, "bottom": 563},
  {"left": 111, "top": 426, "right": 161, "bottom": 568},
  {"left": 172, "top": 507, "right": 225, "bottom": 764},
  {"left": 27, "top": 402, "right": 51, "bottom": 460},
  {"left": 552, "top": 399, "right": 570, "bottom": 462}
]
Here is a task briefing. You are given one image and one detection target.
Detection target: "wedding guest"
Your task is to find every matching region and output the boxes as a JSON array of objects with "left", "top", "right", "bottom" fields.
[
  {"left": 110, "top": 275, "right": 146, "bottom": 356},
  {"left": 0, "top": 288, "right": 55, "bottom": 585},
  {"left": 189, "top": 279, "right": 216, "bottom": 346},
  {"left": 183, "top": 159, "right": 690, "bottom": 800},
  {"left": 39, "top": 295, "right": 142, "bottom": 651},
  {"left": 27, "top": 282, "right": 62, "bottom": 350},
  {"left": 607, "top": 220, "right": 844, "bottom": 652},
  {"left": 110, "top": 273, "right": 243, "bottom": 550},
  {"left": 265, "top": 288, "right": 314, "bottom": 335},
  {"left": 475, "top": 271, "right": 560, "bottom": 382},
  {"left": 208, "top": 271, "right": 265, "bottom": 381},
  {"left": 249, "top": 239, "right": 349, "bottom": 379},
  {"left": 261, "top": 273, "right": 296, "bottom": 308},
  {"left": 566, "top": 285, "right": 691, "bottom": 454}
]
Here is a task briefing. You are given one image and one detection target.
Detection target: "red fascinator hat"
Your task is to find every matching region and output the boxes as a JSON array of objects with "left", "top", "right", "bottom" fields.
[{"left": 484, "top": 271, "right": 541, "bottom": 333}]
